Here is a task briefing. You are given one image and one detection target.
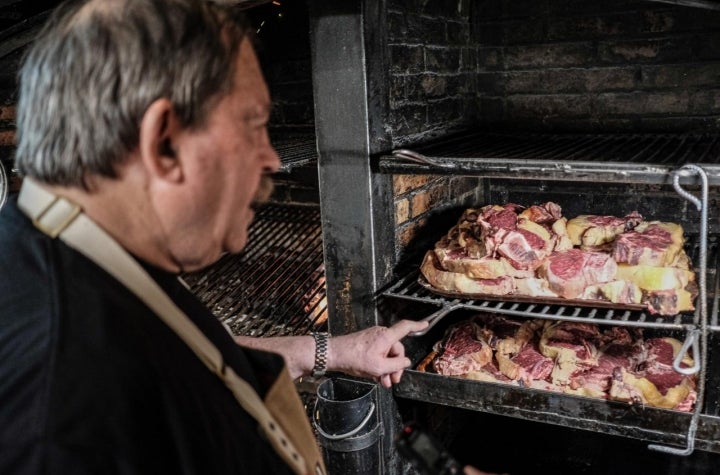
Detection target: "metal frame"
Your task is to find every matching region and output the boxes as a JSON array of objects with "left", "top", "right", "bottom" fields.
[{"left": 308, "top": 1, "right": 402, "bottom": 473}]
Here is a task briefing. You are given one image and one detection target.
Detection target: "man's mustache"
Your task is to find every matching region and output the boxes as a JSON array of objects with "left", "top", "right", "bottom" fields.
[{"left": 252, "top": 175, "right": 274, "bottom": 208}]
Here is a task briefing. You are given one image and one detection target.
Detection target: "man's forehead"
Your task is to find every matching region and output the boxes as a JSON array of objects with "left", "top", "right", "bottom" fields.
[{"left": 233, "top": 38, "right": 271, "bottom": 113}]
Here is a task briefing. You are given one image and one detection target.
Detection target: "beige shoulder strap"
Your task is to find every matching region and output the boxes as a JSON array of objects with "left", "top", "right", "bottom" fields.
[{"left": 18, "top": 178, "right": 321, "bottom": 475}]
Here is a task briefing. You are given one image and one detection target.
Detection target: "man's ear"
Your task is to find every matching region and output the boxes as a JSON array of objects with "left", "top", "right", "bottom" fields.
[{"left": 138, "top": 98, "right": 183, "bottom": 183}]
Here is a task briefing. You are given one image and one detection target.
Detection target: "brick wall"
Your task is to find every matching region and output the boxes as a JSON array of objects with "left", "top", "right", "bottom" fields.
[
  {"left": 386, "top": 0, "right": 484, "bottom": 258},
  {"left": 384, "top": 0, "right": 720, "bottom": 258},
  {"left": 249, "top": 2, "right": 319, "bottom": 205},
  {"left": 251, "top": 1, "right": 315, "bottom": 131},
  {"left": 270, "top": 164, "right": 319, "bottom": 205},
  {"left": 387, "top": 0, "right": 480, "bottom": 148},
  {"left": 393, "top": 173, "right": 484, "bottom": 261},
  {"left": 474, "top": 0, "right": 720, "bottom": 132}
]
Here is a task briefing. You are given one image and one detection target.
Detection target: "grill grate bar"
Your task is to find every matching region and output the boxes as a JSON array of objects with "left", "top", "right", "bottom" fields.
[
  {"left": 383, "top": 131, "right": 720, "bottom": 183},
  {"left": 183, "top": 203, "right": 327, "bottom": 337},
  {"left": 383, "top": 271, "right": 694, "bottom": 330},
  {"left": 512, "top": 134, "right": 713, "bottom": 163},
  {"left": 543, "top": 135, "right": 607, "bottom": 161}
]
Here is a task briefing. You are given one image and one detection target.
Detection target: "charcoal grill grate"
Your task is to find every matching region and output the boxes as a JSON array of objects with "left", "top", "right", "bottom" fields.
[
  {"left": 407, "top": 132, "right": 720, "bottom": 165},
  {"left": 182, "top": 202, "right": 327, "bottom": 337}
]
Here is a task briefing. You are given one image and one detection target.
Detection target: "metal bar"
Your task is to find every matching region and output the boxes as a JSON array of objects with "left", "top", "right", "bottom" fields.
[
  {"left": 644, "top": 0, "right": 720, "bottom": 10},
  {"left": 382, "top": 131, "right": 720, "bottom": 184}
]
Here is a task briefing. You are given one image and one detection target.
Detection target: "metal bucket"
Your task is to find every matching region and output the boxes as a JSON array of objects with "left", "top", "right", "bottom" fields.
[{"left": 313, "top": 377, "right": 381, "bottom": 474}]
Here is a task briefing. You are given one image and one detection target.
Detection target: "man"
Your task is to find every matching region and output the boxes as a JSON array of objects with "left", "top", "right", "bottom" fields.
[{"left": 0, "top": 0, "right": 427, "bottom": 473}]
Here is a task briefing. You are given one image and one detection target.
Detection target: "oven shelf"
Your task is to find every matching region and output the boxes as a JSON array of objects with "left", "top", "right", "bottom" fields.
[
  {"left": 382, "top": 268, "right": 711, "bottom": 331},
  {"left": 379, "top": 130, "right": 720, "bottom": 185},
  {"left": 394, "top": 370, "right": 720, "bottom": 454}
]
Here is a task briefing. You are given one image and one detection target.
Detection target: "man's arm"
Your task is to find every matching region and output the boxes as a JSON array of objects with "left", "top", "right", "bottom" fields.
[{"left": 235, "top": 319, "right": 428, "bottom": 387}]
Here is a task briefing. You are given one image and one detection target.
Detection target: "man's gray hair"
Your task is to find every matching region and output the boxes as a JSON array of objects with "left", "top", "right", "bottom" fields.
[{"left": 14, "top": 0, "right": 252, "bottom": 188}]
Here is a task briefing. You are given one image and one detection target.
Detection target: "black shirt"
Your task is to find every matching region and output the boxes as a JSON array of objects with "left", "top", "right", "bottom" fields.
[{"left": 0, "top": 196, "right": 293, "bottom": 475}]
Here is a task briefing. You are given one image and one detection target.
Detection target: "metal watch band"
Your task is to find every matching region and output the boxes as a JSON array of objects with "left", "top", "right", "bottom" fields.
[{"left": 312, "top": 332, "right": 328, "bottom": 378}]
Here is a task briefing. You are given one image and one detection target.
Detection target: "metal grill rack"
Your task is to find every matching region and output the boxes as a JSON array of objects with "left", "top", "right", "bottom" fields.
[
  {"left": 183, "top": 202, "right": 327, "bottom": 337},
  {"left": 383, "top": 234, "right": 718, "bottom": 331},
  {"left": 381, "top": 131, "right": 720, "bottom": 185},
  {"left": 386, "top": 242, "right": 716, "bottom": 332},
  {"left": 274, "top": 132, "right": 319, "bottom": 173}
]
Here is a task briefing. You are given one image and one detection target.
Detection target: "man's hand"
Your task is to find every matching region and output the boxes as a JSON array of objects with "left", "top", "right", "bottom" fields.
[{"left": 328, "top": 319, "right": 429, "bottom": 388}]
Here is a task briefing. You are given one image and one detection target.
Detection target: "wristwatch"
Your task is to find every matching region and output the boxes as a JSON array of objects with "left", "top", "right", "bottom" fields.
[{"left": 312, "top": 332, "right": 328, "bottom": 378}]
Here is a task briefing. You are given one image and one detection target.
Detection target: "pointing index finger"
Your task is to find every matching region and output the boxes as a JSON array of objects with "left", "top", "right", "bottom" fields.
[{"left": 387, "top": 319, "right": 430, "bottom": 340}]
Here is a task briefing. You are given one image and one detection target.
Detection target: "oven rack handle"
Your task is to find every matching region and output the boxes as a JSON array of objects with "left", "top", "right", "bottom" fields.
[
  {"left": 408, "top": 301, "right": 464, "bottom": 337},
  {"left": 670, "top": 164, "right": 708, "bottom": 376},
  {"left": 391, "top": 149, "right": 455, "bottom": 169}
]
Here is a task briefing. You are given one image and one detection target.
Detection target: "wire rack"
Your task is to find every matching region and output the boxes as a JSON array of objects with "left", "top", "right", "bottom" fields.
[{"left": 183, "top": 202, "right": 327, "bottom": 337}]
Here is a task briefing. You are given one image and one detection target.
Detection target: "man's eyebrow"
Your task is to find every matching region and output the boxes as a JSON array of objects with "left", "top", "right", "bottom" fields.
[{"left": 244, "top": 103, "right": 272, "bottom": 121}]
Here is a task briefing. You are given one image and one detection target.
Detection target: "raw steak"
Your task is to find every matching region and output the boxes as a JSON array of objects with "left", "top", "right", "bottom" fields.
[
  {"left": 566, "top": 212, "right": 643, "bottom": 248},
  {"left": 609, "top": 336, "right": 697, "bottom": 409},
  {"left": 613, "top": 221, "right": 685, "bottom": 267},
  {"left": 432, "top": 321, "right": 493, "bottom": 375},
  {"left": 539, "top": 321, "right": 601, "bottom": 385},
  {"left": 538, "top": 249, "right": 617, "bottom": 299},
  {"left": 420, "top": 251, "right": 516, "bottom": 295}
]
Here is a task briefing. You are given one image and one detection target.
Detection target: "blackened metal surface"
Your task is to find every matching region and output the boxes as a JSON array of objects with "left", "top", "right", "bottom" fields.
[
  {"left": 394, "top": 369, "right": 720, "bottom": 454},
  {"left": 309, "top": 0, "right": 401, "bottom": 473},
  {"left": 309, "top": 0, "right": 395, "bottom": 335},
  {"left": 182, "top": 203, "right": 327, "bottom": 337},
  {"left": 381, "top": 131, "right": 720, "bottom": 185}
]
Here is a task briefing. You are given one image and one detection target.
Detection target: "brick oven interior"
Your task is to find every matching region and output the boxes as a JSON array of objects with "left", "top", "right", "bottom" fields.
[
  {"left": 307, "top": 0, "right": 720, "bottom": 473},
  {"left": 3, "top": 0, "right": 720, "bottom": 474}
]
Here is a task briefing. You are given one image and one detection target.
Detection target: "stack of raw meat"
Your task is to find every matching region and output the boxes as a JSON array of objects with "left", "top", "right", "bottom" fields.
[
  {"left": 419, "top": 314, "right": 697, "bottom": 412},
  {"left": 420, "top": 202, "right": 697, "bottom": 315}
]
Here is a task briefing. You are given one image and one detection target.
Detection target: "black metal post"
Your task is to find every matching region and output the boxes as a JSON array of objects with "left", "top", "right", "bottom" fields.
[{"left": 308, "top": 1, "right": 402, "bottom": 473}]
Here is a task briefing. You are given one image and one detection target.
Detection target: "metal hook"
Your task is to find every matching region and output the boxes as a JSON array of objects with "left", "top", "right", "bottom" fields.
[{"left": 673, "top": 329, "right": 700, "bottom": 375}]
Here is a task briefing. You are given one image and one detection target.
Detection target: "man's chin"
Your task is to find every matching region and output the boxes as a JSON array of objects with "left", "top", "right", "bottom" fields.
[{"left": 223, "top": 235, "right": 249, "bottom": 256}]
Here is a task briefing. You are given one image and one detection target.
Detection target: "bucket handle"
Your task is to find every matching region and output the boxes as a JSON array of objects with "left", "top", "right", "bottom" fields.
[{"left": 313, "top": 401, "right": 376, "bottom": 441}]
